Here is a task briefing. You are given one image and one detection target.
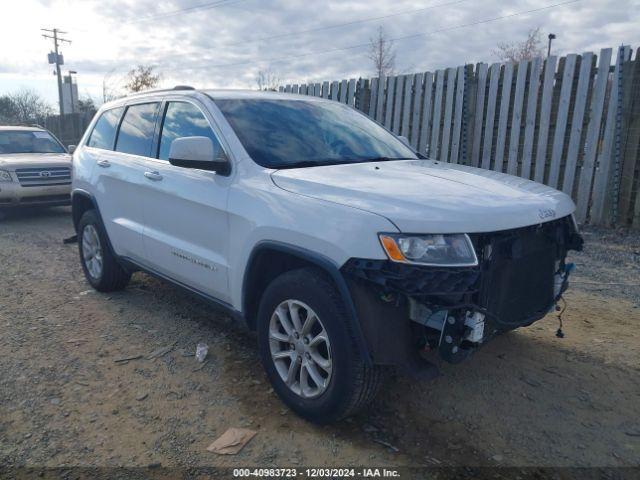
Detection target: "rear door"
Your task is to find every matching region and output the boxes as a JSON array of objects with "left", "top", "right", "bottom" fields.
[
  {"left": 92, "top": 101, "right": 161, "bottom": 262},
  {"left": 138, "top": 99, "right": 232, "bottom": 302}
]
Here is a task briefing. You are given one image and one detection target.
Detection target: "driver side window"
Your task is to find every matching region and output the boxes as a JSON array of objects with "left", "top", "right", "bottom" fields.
[{"left": 158, "top": 102, "right": 225, "bottom": 161}]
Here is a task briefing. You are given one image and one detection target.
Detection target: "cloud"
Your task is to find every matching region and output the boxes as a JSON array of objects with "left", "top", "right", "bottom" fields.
[{"left": 1, "top": 0, "right": 638, "bottom": 103}]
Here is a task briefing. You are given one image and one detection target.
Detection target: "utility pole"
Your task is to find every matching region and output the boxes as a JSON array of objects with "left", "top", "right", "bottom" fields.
[{"left": 42, "top": 28, "right": 71, "bottom": 116}]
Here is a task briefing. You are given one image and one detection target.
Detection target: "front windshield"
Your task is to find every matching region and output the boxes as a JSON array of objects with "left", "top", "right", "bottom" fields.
[
  {"left": 0, "top": 130, "right": 66, "bottom": 154},
  {"left": 214, "top": 99, "right": 417, "bottom": 169}
]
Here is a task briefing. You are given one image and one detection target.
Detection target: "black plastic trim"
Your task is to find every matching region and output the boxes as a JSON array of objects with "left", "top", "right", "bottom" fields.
[
  {"left": 243, "top": 241, "right": 372, "bottom": 365},
  {"left": 119, "top": 256, "right": 244, "bottom": 322},
  {"left": 71, "top": 190, "right": 121, "bottom": 267}
]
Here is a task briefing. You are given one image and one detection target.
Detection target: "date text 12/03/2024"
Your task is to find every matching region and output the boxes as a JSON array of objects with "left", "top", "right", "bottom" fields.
[{"left": 232, "top": 468, "right": 401, "bottom": 478}]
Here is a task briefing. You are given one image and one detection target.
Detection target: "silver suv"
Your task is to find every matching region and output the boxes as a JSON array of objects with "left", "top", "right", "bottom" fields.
[{"left": 0, "top": 126, "right": 72, "bottom": 208}]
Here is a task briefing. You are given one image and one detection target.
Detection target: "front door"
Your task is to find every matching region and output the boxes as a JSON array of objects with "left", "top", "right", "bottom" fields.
[{"left": 139, "top": 100, "right": 231, "bottom": 303}]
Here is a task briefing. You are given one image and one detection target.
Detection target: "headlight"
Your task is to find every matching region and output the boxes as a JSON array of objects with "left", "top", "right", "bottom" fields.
[
  {"left": 0, "top": 170, "right": 13, "bottom": 183},
  {"left": 379, "top": 233, "right": 478, "bottom": 267}
]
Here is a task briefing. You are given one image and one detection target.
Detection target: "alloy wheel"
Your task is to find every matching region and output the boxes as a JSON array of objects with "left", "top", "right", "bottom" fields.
[
  {"left": 269, "top": 299, "right": 332, "bottom": 398},
  {"left": 82, "top": 224, "right": 103, "bottom": 280}
]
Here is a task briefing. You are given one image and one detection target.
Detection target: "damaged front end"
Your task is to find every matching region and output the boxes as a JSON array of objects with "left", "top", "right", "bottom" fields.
[{"left": 342, "top": 215, "right": 583, "bottom": 370}]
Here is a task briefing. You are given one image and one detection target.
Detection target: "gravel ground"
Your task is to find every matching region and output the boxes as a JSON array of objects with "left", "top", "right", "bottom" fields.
[{"left": 0, "top": 207, "right": 639, "bottom": 472}]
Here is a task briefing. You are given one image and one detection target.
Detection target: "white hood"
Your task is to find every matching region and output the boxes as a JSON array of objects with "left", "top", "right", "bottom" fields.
[{"left": 271, "top": 160, "right": 576, "bottom": 233}]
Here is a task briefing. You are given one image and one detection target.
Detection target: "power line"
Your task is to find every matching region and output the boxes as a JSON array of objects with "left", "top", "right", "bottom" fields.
[
  {"left": 117, "top": 0, "right": 247, "bottom": 25},
  {"left": 223, "top": 0, "right": 471, "bottom": 48},
  {"left": 162, "top": 0, "right": 582, "bottom": 72},
  {"left": 67, "top": 0, "right": 247, "bottom": 34},
  {"left": 154, "top": 0, "right": 472, "bottom": 64}
]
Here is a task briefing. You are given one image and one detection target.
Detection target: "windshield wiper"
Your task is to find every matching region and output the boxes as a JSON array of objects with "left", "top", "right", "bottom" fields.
[
  {"left": 276, "top": 157, "right": 416, "bottom": 169},
  {"left": 277, "top": 159, "right": 355, "bottom": 169},
  {"left": 362, "top": 156, "right": 415, "bottom": 162}
]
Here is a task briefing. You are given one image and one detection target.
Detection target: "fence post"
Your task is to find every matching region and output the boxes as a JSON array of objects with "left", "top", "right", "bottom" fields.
[
  {"left": 460, "top": 64, "right": 475, "bottom": 166},
  {"left": 618, "top": 50, "right": 640, "bottom": 226},
  {"left": 591, "top": 46, "right": 631, "bottom": 225},
  {"left": 521, "top": 57, "right": 543, "bottom": 180},
  {"left": 450, "top": 65, "right": 465, "bottom": 164},
  {"left": 440, "top": 68, "right": 456, "bottom": 163},
  {"left": 506, "top": 59, "right": 528, "bottom": 175},
  {"left": 493, "top": 63, "right": 514, "bottom": 173},
  {"left": 562, "top": 52, "right": 594, "bottom": 195},
  {"left": 410, "top": 73, "right": 424, "bottom": 148},
  {"left": 430, "top": 70, "right": 445, "bottom": 159},
  {"left": 384, "top": 76, "right": 396, "bottom": 129},
  {"left": 417, "top": 72, "right": 434, "bottom": 156},
  {"left": 400, "top": 75, "right": 413, "bottom": 138},
  {"left": 481, "top": 63, "right": 501, "bottom": 170},
  {"left": 375, "top": 76, "right": 385, "bottom": 122},
  {"left": 575, "top": 48, "right": 612, "bottom": 223},
  {"left": 470, "top": 63, "right": 488, "bottom": 167},
  {"left": 355, "top": 78, "right": 368, "bottom": 112}
]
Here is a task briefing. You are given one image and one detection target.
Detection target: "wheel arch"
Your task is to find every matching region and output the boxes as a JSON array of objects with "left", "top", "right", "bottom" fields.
[
  {"left": 71, "top": 189, "right": 123, "bottom": 269},
  {"left": 242, "top": 241, "right": 372, "bottom": 365},
  {"left": 71, "top": 189, "right": 100, "bottom": 233}
]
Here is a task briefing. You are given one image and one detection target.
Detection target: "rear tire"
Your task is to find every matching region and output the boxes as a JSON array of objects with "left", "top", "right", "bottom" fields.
[
  {"left": 257, "top": 267, "right": 382, "bottom": 423},
  {"left": 78, "top": 209, "right": 130, "bottom": 292}
]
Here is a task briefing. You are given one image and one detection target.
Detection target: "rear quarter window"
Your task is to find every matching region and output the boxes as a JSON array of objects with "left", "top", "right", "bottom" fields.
[{"left": 87, "top": 107, "right": 124, "bottom": 150}]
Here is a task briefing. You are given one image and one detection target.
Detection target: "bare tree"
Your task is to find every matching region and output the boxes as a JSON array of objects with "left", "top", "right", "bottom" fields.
[
  {"left": 124, "top": 65, "right": 161, "bottom": 93},
  {"left": 367, "top": 26, "right": 396, "bottom": 79},
  {"left": 493, "top": 27, "right": 545, "bottom": 63},
  {"left": 102, "top": 68, "right": 124, "bottom": 102},
  {"left": 0, "top": 96, "right": 19, "bottom": 124},
  {"left": 256, "top": 69, "right": 281, "bottom": 91},
  {"left": 0, "top": 89, "right": 53, "bottom": 124}
]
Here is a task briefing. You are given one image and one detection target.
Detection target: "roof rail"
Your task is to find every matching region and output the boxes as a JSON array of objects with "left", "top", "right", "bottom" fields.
[
  {"left": 13, "top": 123, "right": 44, "bottom": 129},
  {"left": 126, "top": 85, "right": 197, "bottom": 98}
]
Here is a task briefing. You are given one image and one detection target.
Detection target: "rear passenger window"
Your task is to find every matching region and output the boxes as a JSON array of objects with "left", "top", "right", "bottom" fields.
[
  {"left": 158, "top": 102, "right": 224, "bottom": 161},
  {"left": 115, "top": 103, "right": 160, "bottom": 157},
  {"left": 87, "top": 107, "right": 124, "bottom": 150}
]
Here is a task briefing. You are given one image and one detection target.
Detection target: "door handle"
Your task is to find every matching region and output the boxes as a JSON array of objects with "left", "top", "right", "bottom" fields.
[
  {"left": 97, "top": 159, "right": 110, "bottom": 168},
  {"left": 144, "top": 171, "right": 163, "bottom": 181}
]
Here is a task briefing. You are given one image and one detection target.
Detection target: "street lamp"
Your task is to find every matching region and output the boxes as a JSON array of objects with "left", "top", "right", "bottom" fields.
[
  {"left": 67, "top": 70, "right": 77, "bottom": 114},
  {"left": 547, "top": 33, "right": 556, "bottom": 57}
]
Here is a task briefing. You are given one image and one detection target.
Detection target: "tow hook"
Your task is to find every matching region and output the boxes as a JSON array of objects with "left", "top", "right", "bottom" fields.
[{"left": 438, "top": 311, "right": 484, "bottom": 364}]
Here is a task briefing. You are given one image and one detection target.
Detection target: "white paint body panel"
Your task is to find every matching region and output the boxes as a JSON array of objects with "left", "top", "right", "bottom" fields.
[
  {"left": 72, "top": 89, "right": 576, "bottom": 314},
  {"left": 272, "top": 160, "right": 575, "bottom": 233}
]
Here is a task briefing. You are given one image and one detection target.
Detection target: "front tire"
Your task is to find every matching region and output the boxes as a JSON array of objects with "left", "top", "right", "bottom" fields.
[
  {"left": 257, "top": 268, "right": 382, "bottom": 423},
  {"left": 78, "top": 210, "right": 130, "bottom": 292}
]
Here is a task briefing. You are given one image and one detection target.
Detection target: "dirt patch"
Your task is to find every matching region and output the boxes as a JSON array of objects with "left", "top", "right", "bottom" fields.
[{"left": 0, "top": 207, "right": 639, "bottom": 469}]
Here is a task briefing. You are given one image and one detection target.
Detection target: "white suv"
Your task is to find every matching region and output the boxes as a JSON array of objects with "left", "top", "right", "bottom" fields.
[{"left": 72, "top": 87, "right": 583, "bottom": 422}]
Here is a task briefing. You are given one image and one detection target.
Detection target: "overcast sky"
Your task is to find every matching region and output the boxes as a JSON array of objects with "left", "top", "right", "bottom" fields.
[{"left": 1, "top": 0, "right": 638, "bottom": 106}]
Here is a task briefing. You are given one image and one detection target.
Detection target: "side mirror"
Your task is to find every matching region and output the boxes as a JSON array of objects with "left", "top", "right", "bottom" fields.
[
  {"left": 68, "top": 145, "right": 77, "bottom": 154},
  {"left": 168, "top": 136, "right": 230, "bottom": 175},
  {"left": 397, "top": 135, "right": 411, "bottom": 148}
]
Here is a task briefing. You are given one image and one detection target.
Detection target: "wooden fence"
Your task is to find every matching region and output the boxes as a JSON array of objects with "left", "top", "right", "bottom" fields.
[
  {"left": 38, "top": 112, "right": 95, "bottom": 148},
  {"left": 280, "top": 46, "right": 640, "bottom": 228}
]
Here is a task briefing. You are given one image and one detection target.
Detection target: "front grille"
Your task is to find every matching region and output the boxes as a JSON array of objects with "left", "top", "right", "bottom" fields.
[
  {"left": 343, "top": 217, "right": 580, "bottom": 332},
  {"left": 475, "top": 218, "right": 571, "bottom": 328},
  {"left": 20, "top": 194, "right": 70, "bottom": 204},
  {"left": 15, "top": 167, "right": 71, "bottom": 187}
]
